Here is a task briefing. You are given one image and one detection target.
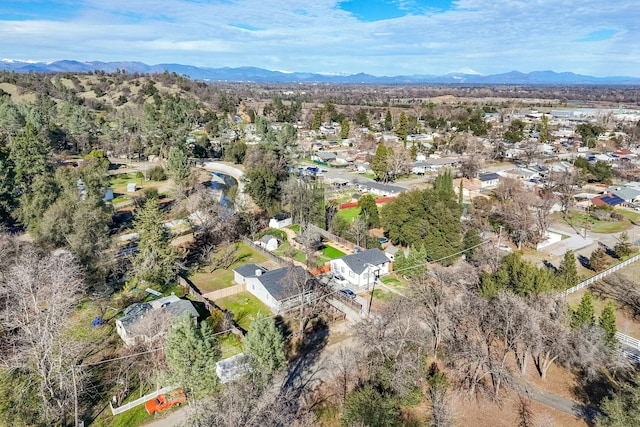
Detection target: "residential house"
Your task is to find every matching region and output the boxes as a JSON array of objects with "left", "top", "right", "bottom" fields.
[
  {"left": 259, "top": 235, "right": 279, "bottom": 251},
  {"left": 233, "top": 265, "right": 314, "bottom": 314},
  {"left": 611, "top": 187, "right": 640, "bottom": 205},
  {"left": 384, "top": 245, "right": 400, "bottom": 262},
  {"left": 115, "top": 295, "right": 199, "bottom": 346},
  {"left": 358, "top": 182, "right": 405, "bottom": 197},
  {"left": 330, "top": 249, "right": 391, "bottom": 290},
  {"left": 453, "top": 178, "right": 482, "bottom": 200},
  {"left": 475, "top": 173, "right": 500, "bottom": 189},
  {"left": 311, "top": 151, "right": 336, "bottom": 163},
  {"left": 590, "top": 193, "right": 624, "bottom": 208},
  {"left": 268, "top": 213, "right": 292, "bottom": 229},
  {"left": 411, "top": 157, "right": 459, "bottom": 174},
  {"left": 498, "top": 168, "right": 541, "bottom": 181}
]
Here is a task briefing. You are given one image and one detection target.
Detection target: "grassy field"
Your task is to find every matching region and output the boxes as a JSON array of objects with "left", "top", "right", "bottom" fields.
[
  {"left": 322, "top": 245, "right": 346, "bottom": 259},
  {"left": 189, "top": 242, "right": 271, "bottom": 293},
  {"left": 554, "top": 209, "right": 637, "bottom": 234},
  {"left": 337, "top": 207, "right": 361, "bottom": 222},
  {"left": 216, "top": 292, "right": 271, "bottom": 331},
  {"left": 381, "top": 274, "right": 409, "bottom": 291},
  {"left": 89, "top": 385, "right": 156, "bottom": 427},
  {"left": 218, "top": 333, "right": 243, "bottom": 359},
  {"left": 287, "top": 224, "right": 300, "bottom": 233},
  {"left": 273, "top": 241, "right": 307, "bottom": 263}
]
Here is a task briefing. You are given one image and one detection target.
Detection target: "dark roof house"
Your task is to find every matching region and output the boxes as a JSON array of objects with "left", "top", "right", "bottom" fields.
[{"left": 339, "top": 248, "right": 391, "bottom": 274}]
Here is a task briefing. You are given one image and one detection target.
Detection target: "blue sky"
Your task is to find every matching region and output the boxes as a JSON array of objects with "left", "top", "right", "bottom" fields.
[{"left": 1, "top": 0, "right": 638, "bottom": 76}]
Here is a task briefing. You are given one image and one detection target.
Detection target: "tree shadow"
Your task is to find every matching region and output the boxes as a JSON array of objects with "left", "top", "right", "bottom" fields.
[
  {"left": 282, "top": 318, "right": 330, "bottom": 399},
  {"left": 543, "top": 260, "right": 558, "bottom": 273},
  {"left": 578, "top": 254, "right": 591, "bottom": 269},
  {"left": 571, "top": 372, "right": 613, "bottom": 426}
]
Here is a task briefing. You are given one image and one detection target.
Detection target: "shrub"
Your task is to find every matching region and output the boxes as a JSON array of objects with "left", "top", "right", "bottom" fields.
[{"left": 148, "top": 166, "right": 167, "bottom": 181}]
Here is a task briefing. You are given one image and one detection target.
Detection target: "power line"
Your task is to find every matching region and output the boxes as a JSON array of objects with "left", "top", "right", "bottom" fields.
[
  {"left": 79, "top": 328, "right": 237, "bottom": 367},
  {"left": 386, "top": 239, "right": 491, "bottom": 275}
]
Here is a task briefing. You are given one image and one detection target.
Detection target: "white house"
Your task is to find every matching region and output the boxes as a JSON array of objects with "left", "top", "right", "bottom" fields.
[
  {"left": 476, "top": 173, "right": 500, "bottom": 188},
  {"left": 358, "top": 182, "right": 405, "bottom": 197},
  {"left": 127, "top": 182, "right": 137, "bottom": 193},
  {"left": 268, "top": 213, "right": 292, "bottom": 229},
  {"left": 115, "top": 295, "right": 199, "bottom": 346},
  {"left": 330, "top": 249, "right": 391, "bottom": 290},
  {"left": 233, "top": 265, "right": 313, "bottom": 314},
  {"left": 258, "top": 235, "right": 279, "bottom": 251},
  {"left": 384, "top": 245, "right": 400, "bottom": 262}
]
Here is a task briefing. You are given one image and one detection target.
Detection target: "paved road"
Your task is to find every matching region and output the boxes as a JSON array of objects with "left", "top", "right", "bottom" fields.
[
  {"left": 511, "top": 377, "right": 598, "bottom": 422},
  {"left": 143, "top": 406, "right": 188, "bottom": 427}
]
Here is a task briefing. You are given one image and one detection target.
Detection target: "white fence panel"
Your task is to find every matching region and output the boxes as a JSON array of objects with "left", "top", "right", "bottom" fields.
[
  {"left": 559, "top": 253, "right": 640, "bottom": 297},
  {"left": 109, "top": 385, "right": 176, "bottom": 415}
]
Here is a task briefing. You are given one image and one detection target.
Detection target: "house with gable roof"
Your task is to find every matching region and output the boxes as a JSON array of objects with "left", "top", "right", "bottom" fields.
[
  {"left": 233, "top": 265, "right": 315, "bottom": 314},
  {"left": 330, "top": 248, "right": 391, "bottom": 290},
  {"left": 115, "top": 295, "right": 199, "bottom": 346}
]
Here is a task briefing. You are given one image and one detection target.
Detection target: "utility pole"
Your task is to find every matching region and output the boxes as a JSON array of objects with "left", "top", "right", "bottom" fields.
[
  {"left": 495, "top": 225, "right": 503, "bottom": 265},
  {"left": 72, "top": 366, "right": 79, "bottom": 427},
  {"left": 366, "top": 264, "right": 380, "bottom": 317}
]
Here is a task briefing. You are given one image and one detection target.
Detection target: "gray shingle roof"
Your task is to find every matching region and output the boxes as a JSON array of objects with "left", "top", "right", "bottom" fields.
[
  {"left": 612, "top": 187, "right": 640, "bottom": 202},
  {"left": 261, "top": 234, "right": 276, "bottom": 244},
  {"left": 257, "top": 266, "right": 310, "bottom": 301},
  {"left": 340, "top": 249, "right": 390, "bottom": 274},
  {"left": 234, "top": 264, "right": 266, "bottom": 278}
]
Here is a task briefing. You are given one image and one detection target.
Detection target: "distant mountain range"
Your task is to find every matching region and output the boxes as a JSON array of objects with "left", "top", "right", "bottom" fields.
[{"left": 1, "top": 59, "right": 639, "bottom": 85}]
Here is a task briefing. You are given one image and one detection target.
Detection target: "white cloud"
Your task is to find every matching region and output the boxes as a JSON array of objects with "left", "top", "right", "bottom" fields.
[{"left": 0, "top": 0, "right": 638, "bottom": 76}]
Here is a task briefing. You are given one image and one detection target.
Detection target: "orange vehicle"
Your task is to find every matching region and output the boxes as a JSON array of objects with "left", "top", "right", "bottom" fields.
[{"left": 145, "top": 389, "right": 186, "bottom": 415}]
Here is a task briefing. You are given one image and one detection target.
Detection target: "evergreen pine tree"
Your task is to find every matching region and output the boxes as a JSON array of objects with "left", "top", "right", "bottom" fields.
[
  {"left": 311, "top": 110, "right": 322, "bottom": 131},
  {"left": 372, "top": 142, "right": 388, "bottom": 181},
  {"left": 340, "top": 118, "right": 350, "bottom": 139},
  {"left": 132, "top": 197, "right": 178, "bottom": 286},
  {"left": 599, "top": 301, "right": 618, "bottom": 347},
  {"left": 243, "top": 315, "right": 286, "bottom": 381},
  {"left": 396, "top": 112, "right": 408, "bottom": 146},
  {"left": 557, "top": 250, "right": 579, "bottom": 289},
  {"left": 571, "top": 291, "right": 596, "bottom": 329},
  {"left": 165, "top": 315, "right": 220, "bottom": 399},
  {"left": 166, "top": 146, "right": 191, "bottom": 190},
  {"left": 384, "top": 110, "right": 393, "bottom": 131}
]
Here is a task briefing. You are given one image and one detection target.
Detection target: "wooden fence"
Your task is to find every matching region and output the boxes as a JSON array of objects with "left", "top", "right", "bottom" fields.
[
  {"left": 203, "top": 283, "right": 246, "bottom": 300},
  {"left": 176, "top": 275, "right": 244, "bottom": 336},
  {"left": 241, "top": 237, "right": 293, "bottom": 267},
  {"left": 307, "top": 223, "right": 356, "bottom": 251},
  {"left": 558, "top": 253, "right": 640, "bottom": 297}
]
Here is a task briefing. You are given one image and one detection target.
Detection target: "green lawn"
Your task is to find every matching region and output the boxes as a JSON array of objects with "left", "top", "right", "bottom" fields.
[
  {"left": 109, "top": 173, "right": 143, "bottom": 189},
  {"left": 322, "top": 245, "right": 346, "bottom": 259},
  {"left": 287, "top": 224, "right": 300, "bottom": 233},
  {"left": 112, "top": 194, "right": 129, "bottom": 204},
  {"left": 371, "top": 288, "right": 395, "bottom": 301},
  {"left": 273, "top": 241, "right": 306, "bottom": 263},
  {"left": 337, "top": 207, "right": 361, "bottom": 222},
  {"left": 618, "top": 209, "right": 640, "bottom": 224},
  {"left": 189, "top": 242, "right": 271, "bottom": 293},
  {"left": 218, "top": 333, "right": 243, "bottom": 359},
  {"left": 90, "top": 403, "right": 151, "bottom": 427},
  {"left": 555, "top": 210, "right": 633, "bottom": 234},
  {"left": 216, "top": 292, "right": 271, "bottom": 330},
  {"left": 381, "top": 275, "right": 409, "bottom": 291}
]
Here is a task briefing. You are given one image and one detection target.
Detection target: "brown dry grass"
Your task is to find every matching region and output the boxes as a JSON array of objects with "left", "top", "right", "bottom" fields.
[{"left": 454, "top": 389, "right": 586, "bottom": 427}]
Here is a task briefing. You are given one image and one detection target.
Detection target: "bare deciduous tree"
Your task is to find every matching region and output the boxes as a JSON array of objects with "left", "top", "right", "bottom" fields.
[{"left": 0, "top": 244, "right": 86, "bottom": 422}]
